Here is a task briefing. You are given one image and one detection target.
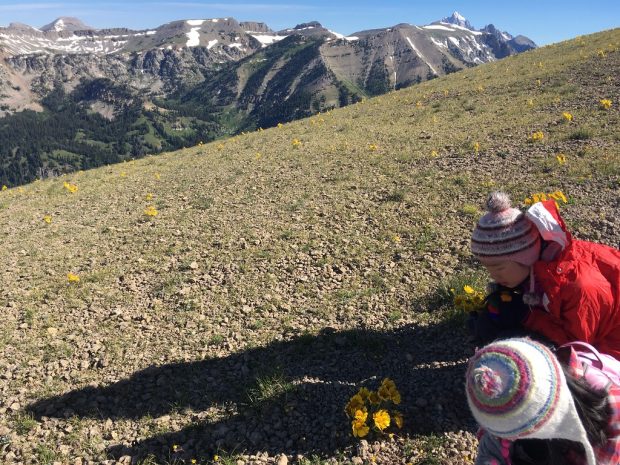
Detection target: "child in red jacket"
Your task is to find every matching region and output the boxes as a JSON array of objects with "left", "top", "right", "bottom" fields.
[{"left": 470, "top": 192, "right": 620, "bottom": 359}]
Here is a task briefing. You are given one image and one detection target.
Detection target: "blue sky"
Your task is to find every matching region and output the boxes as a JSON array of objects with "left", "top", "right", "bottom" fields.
[{"left": 0, "top": 1, "right": 618, "bottom": 45}]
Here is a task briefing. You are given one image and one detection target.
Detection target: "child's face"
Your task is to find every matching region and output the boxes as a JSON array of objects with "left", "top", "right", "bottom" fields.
[{"left": 482, "top": 260, "right": 530, "bottom": 289}]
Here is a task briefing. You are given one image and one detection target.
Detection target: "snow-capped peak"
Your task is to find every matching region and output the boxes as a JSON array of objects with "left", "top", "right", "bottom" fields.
[
  {"left": 440, "top": 11, "right": 474, "bottom": 31},
  {"left": 40, "top": 17, "right": 93, "bottom": 33}
]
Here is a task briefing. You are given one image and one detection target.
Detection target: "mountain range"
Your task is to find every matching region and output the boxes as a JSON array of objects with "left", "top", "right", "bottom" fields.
[{"left": 0, "top": 12, "right": 536, "bottom": 186}]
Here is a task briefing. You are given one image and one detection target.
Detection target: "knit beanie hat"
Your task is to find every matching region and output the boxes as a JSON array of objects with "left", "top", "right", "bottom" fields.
[
  {"left": 471, "top": 192, "right": 541, "bottom": 266},
  {"left": 466, "top": 338, "right": 596, "bottom": 465}
]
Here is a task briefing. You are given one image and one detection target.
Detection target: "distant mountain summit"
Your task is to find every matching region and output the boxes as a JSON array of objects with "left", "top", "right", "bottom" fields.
[
  {"left": 40, "top": 17, "right": 93, "bottom": 33},
  {"left": 439, "top": 11, "right": 475, "bottom": 30}
]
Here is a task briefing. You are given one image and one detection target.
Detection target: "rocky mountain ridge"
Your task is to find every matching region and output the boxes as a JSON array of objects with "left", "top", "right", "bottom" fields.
[{"left": 0, "top": 13, "right": 536, "bottom": 113}]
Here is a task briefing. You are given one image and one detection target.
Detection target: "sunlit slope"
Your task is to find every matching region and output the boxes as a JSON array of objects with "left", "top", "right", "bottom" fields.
[{"left": 0, "top": 28, "right": 618, "bottom": 464}]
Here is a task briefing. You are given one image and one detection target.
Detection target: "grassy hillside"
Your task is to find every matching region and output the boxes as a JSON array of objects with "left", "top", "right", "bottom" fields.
[{"left": 0, "top": 28, "right": 618, "bottom": 465}]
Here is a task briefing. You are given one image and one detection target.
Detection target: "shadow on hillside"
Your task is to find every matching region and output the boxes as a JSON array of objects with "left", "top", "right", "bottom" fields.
[{"left": 27, "top": 320, "right": 478, "bottom": 461}]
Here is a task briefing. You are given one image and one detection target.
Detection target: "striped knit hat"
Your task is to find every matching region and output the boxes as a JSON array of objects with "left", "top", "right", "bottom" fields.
[
  {"left": 471, "top": 192, "right": 541, "bottom": 266},
  {"left": 466, "top": 338, "right": 596, "bottom": 465}
]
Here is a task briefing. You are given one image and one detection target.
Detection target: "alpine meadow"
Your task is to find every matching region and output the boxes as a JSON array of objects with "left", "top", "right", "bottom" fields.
[{"left": 0, "top": 26, "right": 619, "bottom": 465}]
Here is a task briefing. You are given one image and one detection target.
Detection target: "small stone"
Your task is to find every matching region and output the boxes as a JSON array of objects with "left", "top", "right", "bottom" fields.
[
  {"left": 47, "top": 327, "right": 59, "bottom": 337},
  {"left": 190, "top": 261, "right": 199, "bottom": 270},
  {"left": 276, "top": 454, "right": 288, "bottom": 465}
]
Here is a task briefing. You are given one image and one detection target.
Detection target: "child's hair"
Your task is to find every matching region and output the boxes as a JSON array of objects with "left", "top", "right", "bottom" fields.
[{"left": 511, "top": 361, "right": 611, "bottom": 465}]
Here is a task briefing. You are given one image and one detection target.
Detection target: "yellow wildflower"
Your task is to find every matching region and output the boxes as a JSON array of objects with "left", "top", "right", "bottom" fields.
[
  {"left": 145, "top": 193, "right": 153, "bottom": 201},
  {"left": 120, "top": 172, "right": 127, "bottom": 177},
  {"left": 393, "top": 411, "right": 404, "bottom": 429},
  {"left": 43, "top": 215, "right": 52, "bottom": 224},
  {"left": 473, "top": 142, "right": 480, "bottom": 154},
  {"left": 556, "top": 154, "right": 567, "bottom": 165},
  {"left": 217, "top": 143, "right": 225, "bottom": 150},
  {"left": 373, "top": 410, "right": 390, "bottom": 431},
  {"left": 430, "top": 150, "right": 438, "bottom": 157},
  {"left": 358, "top": 387, "right": 371, "bottom": 401},
  {"left": 368, "top": 391, "right": 380, "bottom": 405},
  {"left": 463, "top": 285, "right": 475, "bottom": 295},
  {"left": 172, "top": 445, "right": 178, "bottom": 452},
  {"left": 277, "top": 123, "right": 283, "bottom": 128},
  {"left": 1, "top": 185, "right": 6, "bottom": 191},
  {"left": 214, "top": 455, "right": 220, "bottom": 462},
  {"left": 255, "top": 152, "right": 262, "bottom": 160},
  {"left": 598, "top": 49, "right": 606, "bottom": 58},
  {"left": 354, "top": 408, "right": 368, "bottom": 424},
  {"left": 352, "top": 420, "right": 370, "bottom": 438},
  {"left": 600, "top": 99, "right": 612, "bottom": 109},
  {"left": 345, "top": 394, "right": 365, "bottom": 416},
  {"left": 292, "top": 138, "right": 302, "bottom": 148},
  {"left": 144, "top": 206, "right": 158, "bottom": 217},
  {"left": 392, "top": 235, "right": 401, "bottom": 243},
  {"left": 368, "top": 144, "right": 378, "bottom": 151},
  {"left": 553, "top": 190, "right": 568, "bottom": 203},
  {"left": 63, "top": 181, "right": 78, "bottom": 193},
  {"left": 562, "top": 112, "right": 573, "bottom": 122},
  {"left": 154, "top": 172, "right": 161, "bottom": 180},
  {"left": 67, "top": 273, "right": 80, "bottom": 283},
  {"left": 527, "top": 98, "right": 534, "bottom": 107},
  {"left": 530, "top": 131, "right": 544, "bottom": 142}
]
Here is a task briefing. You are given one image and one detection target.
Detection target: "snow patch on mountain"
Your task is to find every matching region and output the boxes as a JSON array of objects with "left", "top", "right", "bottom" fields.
[
  {"left": 406, "top": 37, "right": 439, "bottom": 76},
  {"left": 251, "top": 34, "right": 286, "bottom": 46},
  {"left": 186, "top": 27, "right": 201, "bottom": 47},
  {"left": 187, "top": 19, "right": 205, "bottom": 26},
  {"left": 423, "top": 25, "right": 455, "bottom": 32}
]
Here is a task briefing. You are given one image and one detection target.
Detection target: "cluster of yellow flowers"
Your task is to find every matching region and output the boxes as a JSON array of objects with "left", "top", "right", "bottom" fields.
[
  {"left": 561, "top": 112, "right": 573, "bottom": 122},
  {"left": 524, "top": 190, "right": 568, "bottom": 209},
  {"left": 67, "top": 272, "right": 80, "bottom": 283},
  {"left": 345, "top": 378, "right": 403, "bottom": 439},
  {"left": 368, "top": 144, "right": 378, "bottom": 152},
  {"left": 529, "top": 131, "right": 544, "bottom": 142},
  {"left": 144, "top": 205, "right": 158, "bottom": 217},
  {"left": 453, "top": 285, "right": 485, "bottom": 313},
  {"left": 292, "top": 138, "right": 302, "bottom": 148},
  {"left": 556, "top": 153, "right": 567, "bottom": 165},
  {"left": 472, "top": 142, "right": 480, "bottom": 154},
  {"left": 600, "top": 99, "right": 612, "bottom": 109},
  {"left": 63, "top": 181, "right": 78, "bottom": 193}
]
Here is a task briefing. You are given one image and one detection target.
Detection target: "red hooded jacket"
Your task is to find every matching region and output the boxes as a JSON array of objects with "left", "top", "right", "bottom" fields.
[{"left": 523, "top": 200, "right": 620, "bottom": 359}]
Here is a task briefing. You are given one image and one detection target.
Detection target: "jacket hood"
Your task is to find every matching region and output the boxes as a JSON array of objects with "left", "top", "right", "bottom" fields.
[{"left": 525, "top": 200, "right": 572, "bottom": 252}]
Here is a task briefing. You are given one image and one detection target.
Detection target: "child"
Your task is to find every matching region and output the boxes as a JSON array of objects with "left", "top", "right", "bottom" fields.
[
  {"left": 466, "top": 337, "right": 620, "bottom": 465},
  {"left": 470, "top": 192, "right": 620, "bottom": 359}
]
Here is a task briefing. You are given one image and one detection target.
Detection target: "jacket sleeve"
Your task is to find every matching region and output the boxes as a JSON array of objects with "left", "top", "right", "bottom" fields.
[
  {"left": 524, "top": 273, "right": 613, "bottom": 346},
  {"left": 475, "top": 431, "right": 510, "bottom": 465}
]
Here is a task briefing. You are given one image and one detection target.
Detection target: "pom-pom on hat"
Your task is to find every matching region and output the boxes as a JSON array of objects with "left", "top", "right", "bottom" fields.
[
  {"left": 466, "top": 338, "right": 596, "bottom": 465},
  {"left": 471, "top": 192, "right": 541, "bottom": 266}
]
